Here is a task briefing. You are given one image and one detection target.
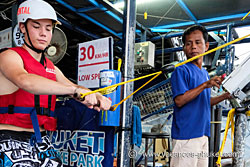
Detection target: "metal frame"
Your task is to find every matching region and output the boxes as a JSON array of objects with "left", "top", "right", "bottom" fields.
[
  {"left": 176, "top": 0, "right": 198, "bottom": 24},
  {"left": 152, "top": 12, "right": 249, "bottom": 30},
  {"left": 55, "top": 0, "right": 122, "bottom": 39}
]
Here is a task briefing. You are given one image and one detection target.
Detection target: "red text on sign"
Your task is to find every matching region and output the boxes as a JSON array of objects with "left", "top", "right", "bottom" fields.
[
  {"left": 79, "top": 45, "right": 95, "bottom": 61},
  {"left": 91, "top": 73, "right": 100, "bottom": 80},
  {"left": 95, "top": 52, "right": 108, "bottom": 59},
  {"left": 79, "top": 73, "right": 100, "bottom": 81},
  {"left": 79, "top": 74, "right": 90, "bottom": 81}
]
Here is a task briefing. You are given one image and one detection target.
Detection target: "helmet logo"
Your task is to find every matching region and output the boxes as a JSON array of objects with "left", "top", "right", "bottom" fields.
[{"left": 17, "top": 7, "right": 30, "bottom": 15}]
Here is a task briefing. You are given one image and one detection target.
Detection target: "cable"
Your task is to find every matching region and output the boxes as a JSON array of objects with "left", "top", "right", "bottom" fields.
[
  {"left": 112, "top": 71, "right": 162, "bottom": 111},
  {"left": 216, "top": 110, "right": 250, "bottom": 167},
  {"left": 175, "top": 33, "right": 250, "bottom": 67},
  {"left": 0, "top": 12, "right": 7, "bottom": 20},
  {"left": 0, "top": 0, "right": 16, "bottom": 5},
  {"left": 216, "top": 108, "right": 235, "bottom": 167},
  {"left": 153, "top": 1, "right": 177, "bottom": 27},
  {"left": 78, "top": 33, "right": 250, "bottom": 111},
  {"left": 0, "top": 11, "right": 12, "bottom": 21},
  {"left": 137, "top": 13, "right": 191, "bottom": 22},
  {"left": 241, "top": 11, "right": 250, "bottom": 21},
  {"left": 80, "top": 71, "right": 162, "bottom": 98}
]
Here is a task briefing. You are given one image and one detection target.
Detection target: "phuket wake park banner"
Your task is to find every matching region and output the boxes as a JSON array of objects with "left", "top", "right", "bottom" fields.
[{"left": 52, "top": 99, "right": 115, "bottom": 167}]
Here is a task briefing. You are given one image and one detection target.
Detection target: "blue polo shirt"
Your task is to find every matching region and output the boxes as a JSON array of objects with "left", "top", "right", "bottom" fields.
[{"left": 170, "top": 62, "right": 211, "bottom": 139}]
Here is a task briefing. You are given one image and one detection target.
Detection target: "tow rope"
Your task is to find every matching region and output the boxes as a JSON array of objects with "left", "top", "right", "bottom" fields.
[
  {"left": 79, "top": 33, "right": 250, "bottom": 111},
  {"left": 216, "top": 109, "right": 250, "bottom": 167}
]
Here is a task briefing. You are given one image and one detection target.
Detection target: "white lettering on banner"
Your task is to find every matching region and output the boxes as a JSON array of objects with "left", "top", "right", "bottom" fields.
[
  {"left": 77, "top": 37, "right": 113, "bottom": 88},
  {"left": 60, "top": 152, "right": 104, "bottom": 167},
  {"left": 50, "top": 130, "right": 105, "bottom": 167}
]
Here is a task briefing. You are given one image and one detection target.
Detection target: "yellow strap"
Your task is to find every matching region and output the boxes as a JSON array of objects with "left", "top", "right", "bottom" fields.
[
  {"left": 101, "top": 111, "right": 104, "bottom": 124},
  {"left": 98, "top": 58, "right": 123, "bottom": 96},
  {"left": 144, "top": 11, "right": 148, "bottom": 20},
  {"left": 175, "top": 33, "right": 250, "bottom": 68},
  {"left": 80, "top": 33, "right": 250, "bottom": 99},
  {"left": 112, "top": 71, "right": 162, "bottom": 111},
  {"left": 216, "top": 109, "right": 250, "bottom": 167},
  {"left": 80, "top": 71, "right": 162, "bottom": 99},
  {"left": 216, "top": 108, "right": 235, "bottom": 167},
  {"left": 99, "top": 86, "right": 117, "bottom": 95},
  {"left": 229, "top": 111, "right": 234, "bottom": 154},
  {"left": 79, "top": 33, "right": 250, "bottom": 110},
  {"left": 118, "top": 58, "right": 122, "bottom": 71},
  {"left": 246, "top": 110, "right": 250, "bottom": 116},
  {"left": 114, "top": 32, "right": 250, "bottom": 107},
  {"left": 241, "top": 11, "right": 250, "bottom": 21}
]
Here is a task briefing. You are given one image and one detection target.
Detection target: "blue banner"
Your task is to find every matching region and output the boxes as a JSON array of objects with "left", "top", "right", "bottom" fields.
[{"left": 51, "top": 99, "right": 115, "bottom": 167}]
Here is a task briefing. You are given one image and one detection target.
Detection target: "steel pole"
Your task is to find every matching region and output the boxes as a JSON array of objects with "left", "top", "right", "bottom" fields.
[
  {"left": 209, "top": 106, "right": 215, "bottom": 167},
  {"left": 233, "top": 107, "right": 247, "bottom": 167},
  {"left": 118, "top": 0, "right": 136, "bottom": 166},
  {"left": 214, "top": 106, "right": 222, "bottom": 166}
]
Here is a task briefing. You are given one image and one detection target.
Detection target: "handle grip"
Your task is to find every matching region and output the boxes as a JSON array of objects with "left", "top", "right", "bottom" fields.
[{"left": 74, "top": 93, "right": 115, "bottom": 111}]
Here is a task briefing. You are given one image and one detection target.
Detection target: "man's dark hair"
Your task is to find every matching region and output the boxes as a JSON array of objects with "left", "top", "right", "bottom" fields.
[{"left": 182, "top": 25, "right": 208, "bottom": 45}]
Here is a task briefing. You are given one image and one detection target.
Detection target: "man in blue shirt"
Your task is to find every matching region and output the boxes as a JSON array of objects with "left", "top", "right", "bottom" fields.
[{"left": 170, "top": 25, "right": 231, "bottom": 167}]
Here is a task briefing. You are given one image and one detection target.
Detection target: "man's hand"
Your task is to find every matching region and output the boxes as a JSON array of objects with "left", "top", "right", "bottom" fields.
[
  {"left": 210, "top": 91, "right": 233, "bottom": 106},
  {"left": 222, "top": 92, "right": 233, "bottom": 100},
  {"left": 74, "top": 88, "right": 112, "bottom": 111},
  {"left": 94, "top": 93, "right": 112, "bottom": 112},
  {"left": 74, "top": 88, "right": 98, "bottom": 109},
  {"left": 204, "top": 76, "right": 222, "bottom": 89}
]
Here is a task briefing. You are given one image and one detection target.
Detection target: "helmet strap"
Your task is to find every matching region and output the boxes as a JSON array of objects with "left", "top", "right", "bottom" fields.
[
  {"left": 40, "top": 51, "right": 47, "bottom": 68},
  {"left": 23, "top": 22, "right": 48, "bottom": 68},
  {"left": 41, "top": 46, "right": 49, "bottom": 68},
  {"left": 24, "top": 23, "right": 43, "bottom": 54},
  {"left": 23, "top": 40, "right": 42, "bottom": 54}
]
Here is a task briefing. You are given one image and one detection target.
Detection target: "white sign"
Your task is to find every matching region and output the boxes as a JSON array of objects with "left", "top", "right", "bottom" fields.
[
  {"left": 78, "top": 37, "right": 113, "bottom": 88},
  {"left": 13, "top": 24, "right": 24, "bottom": 47},
  {"left": 0, "top": 27, "right": 12, "bottom": 49}
]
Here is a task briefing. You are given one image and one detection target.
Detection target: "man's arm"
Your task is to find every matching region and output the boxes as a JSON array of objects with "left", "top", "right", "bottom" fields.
[
  {"left": 210, "top": 92, "right": 232, "bottom": 106},
  {"left": 174, "top": 82, "right": 207, "bottom": 107},
  {"left": 175, "top": 76, "right": 222, "bottom": 107},
  {"left": 0, "top": 49, "right": 75, "bottom": 95},
  {"left": 0, "top": 49, "right": 111, "bottom": 110}
]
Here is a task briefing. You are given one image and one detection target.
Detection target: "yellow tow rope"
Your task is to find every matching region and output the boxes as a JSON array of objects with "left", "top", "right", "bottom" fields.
[
  {"left": 216, "top": 110, "right": 250, "bottom": 167},
  {"left": 175, "top": 33, "right": 250, "bottom": 67},
  {"left": 80, "top": 33, "right": 250, "bottom": 110},
  {"left": 241, "top": 11, "right": 250, "bottom": 21},
  {"left": 81, "top": 71, "right": 162, "bottom": 98},
  {"left": 216, "top": 109, "right": 235, "bottom": 167}
]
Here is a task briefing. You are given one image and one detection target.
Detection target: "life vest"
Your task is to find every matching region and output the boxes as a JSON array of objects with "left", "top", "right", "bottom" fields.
[{"left": 0, "top": 47, "right": 57, "bottom": 133}]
